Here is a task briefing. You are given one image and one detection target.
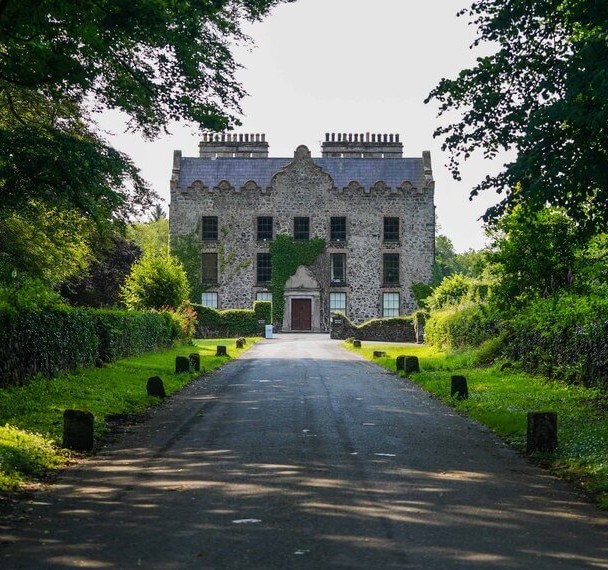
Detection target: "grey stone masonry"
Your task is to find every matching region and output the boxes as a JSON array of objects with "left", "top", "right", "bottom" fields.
[{"left": 170, "top": 134, "right": 435, "bottom": 332}]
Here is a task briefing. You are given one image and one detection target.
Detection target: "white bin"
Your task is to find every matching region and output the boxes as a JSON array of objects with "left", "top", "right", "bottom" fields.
[{"left": 264, "top": 324, "right": 273, "bottom": 339}]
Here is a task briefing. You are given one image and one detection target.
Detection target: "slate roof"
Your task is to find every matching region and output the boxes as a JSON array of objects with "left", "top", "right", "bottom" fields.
[{"left": 178, "top": 156, "right": 426, "bottom": 190}]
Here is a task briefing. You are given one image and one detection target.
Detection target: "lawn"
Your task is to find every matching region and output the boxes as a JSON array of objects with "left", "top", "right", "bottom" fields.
[
  {"left": 345, "top": 340, "right": 608, "bottom": 509},
  {"left": 0, "top": 338, "right": 258, "bottom": 492}
]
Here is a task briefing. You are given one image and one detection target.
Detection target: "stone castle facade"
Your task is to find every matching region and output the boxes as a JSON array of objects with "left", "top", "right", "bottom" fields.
[{"left": 169, "top": 133, "right": 435, "bottom": 332}]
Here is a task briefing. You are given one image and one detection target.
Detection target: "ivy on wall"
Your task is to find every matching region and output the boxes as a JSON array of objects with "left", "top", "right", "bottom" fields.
[
  {"left": 171, "top": 232, "right": 202, "bottom": 303},
  {"left": 269, "top": 234, "right": 326, "bottom": 323}
]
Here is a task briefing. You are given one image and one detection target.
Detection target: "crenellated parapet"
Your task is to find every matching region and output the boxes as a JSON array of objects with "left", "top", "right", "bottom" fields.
[
  {"left": 199, "top": 133, "right": 269, "bottom": 158},
  {"left": 321, "top": 132, "right": 403, "bottom": 158}
]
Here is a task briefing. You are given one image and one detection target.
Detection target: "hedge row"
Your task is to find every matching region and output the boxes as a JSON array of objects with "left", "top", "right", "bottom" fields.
[
  {"left": 0, "top": 306, "right": 182, "bottom": 387},
  {"left": 425, "top": 293, "right": 608, "bottom": 390},
  {"left": 194, "top": 301, "right": 271, "bottom": 338}
]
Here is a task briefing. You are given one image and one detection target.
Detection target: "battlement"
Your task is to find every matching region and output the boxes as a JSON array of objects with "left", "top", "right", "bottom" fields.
[
  {"left": 321, "top": 132, "right": 403, "bottom": 158},
  {"left": 199, "top": 133, "right": 269, "bottom": 158}
]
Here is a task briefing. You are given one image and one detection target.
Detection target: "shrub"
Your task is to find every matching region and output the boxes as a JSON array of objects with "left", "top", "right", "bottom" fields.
[
  {"left": 121, "top": 253, "right": 189, "bottom": 310},
  {"left": 426, "top": 274, "right": 490, "bottom": 311},
  {"left": 193, "top": 302, "right": 268, "bottom": 337},
  {"left": 425, "top": 302, "right": 500, "bottom": 350}
]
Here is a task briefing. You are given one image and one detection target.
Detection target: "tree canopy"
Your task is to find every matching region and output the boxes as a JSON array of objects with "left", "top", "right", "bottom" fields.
[
  {"left": 427, "top": 0, "right": 608, "bottom": 235},
  {"left": 0, "top": 0, "right": 289, "bottom": 285}
]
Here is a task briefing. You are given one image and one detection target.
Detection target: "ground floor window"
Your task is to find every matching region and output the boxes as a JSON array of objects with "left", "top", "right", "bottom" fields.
[
  {"left": 256, "top": 291, "right": 273, "bottom": 302},
  {"left": 330, "top": 292, "right": 347, "bottom": 314},
  {"left": 382, "top": 292, "right": 399, "bottom": 317},
  {"left": 201, "top": 292, "right": 218, "bottom": 308}
]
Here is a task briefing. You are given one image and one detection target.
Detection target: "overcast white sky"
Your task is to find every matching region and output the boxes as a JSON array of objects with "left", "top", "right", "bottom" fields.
[{"left": 100, "top": 0, "right": 505, "bottom": 252}]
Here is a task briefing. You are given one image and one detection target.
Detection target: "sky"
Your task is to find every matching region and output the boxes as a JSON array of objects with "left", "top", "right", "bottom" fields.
[{"left": 99, "top": 0, "right": 505, "bottom": 253}]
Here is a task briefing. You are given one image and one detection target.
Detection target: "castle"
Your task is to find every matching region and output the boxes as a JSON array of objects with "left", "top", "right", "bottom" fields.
[{"left": 169, "top": 133, "right": 435, "bottom": 332}]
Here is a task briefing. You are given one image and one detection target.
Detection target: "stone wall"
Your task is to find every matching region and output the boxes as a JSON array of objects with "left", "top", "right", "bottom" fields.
[{"left": 330, "top": 313, "right": 417, "bottom": 343}]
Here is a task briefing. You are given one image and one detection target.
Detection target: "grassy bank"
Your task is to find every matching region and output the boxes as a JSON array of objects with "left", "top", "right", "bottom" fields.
[
  {"left": 0, "top": 338, "right": 257, "bottom": 493},
  {"left": 345, "top": 341, "right": 608, "bottom": 509}
]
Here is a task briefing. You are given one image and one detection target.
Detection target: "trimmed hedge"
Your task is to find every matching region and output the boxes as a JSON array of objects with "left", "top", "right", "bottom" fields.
[
  {"left": 425, "top": 302, "right": 500, "bottom": 350},
  {"left": 194, "top": 301, "right": 271, "bottom": 338},
  {"left": 0, "top": 305, "right": 182, "bottom": 387}
]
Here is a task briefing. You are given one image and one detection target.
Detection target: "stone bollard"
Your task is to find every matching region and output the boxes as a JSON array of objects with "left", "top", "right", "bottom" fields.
[
  {"left": 236, "top": 338, "right": 245, "bottom": 349},
  {"left": 189, "top": 353, "right": 201, "bottom": 372},
  {"left": 396, "top": 355, "right": 406, "bottom": 371},
  {"left": 404, "top": 356, "right": 420, "bottom": 374},
  {"left": 451, "top": 375, "right": 469, "bottom": 400},
  {"left": 373, "top": 351, "right": 386, "bottom": 358},
  {"left": 147, "top": 376, "right": 166, "bottom": 398},
  {"left": 63, "top": 409, "right": 94, "bottom": 451},
  {"left": 353, "top": 340, "right": 361, "bottom": 348},
  {"left": 527, "top": 412, "right": 558, "bottom": 453},
  {"left": 216, "top": 345, "right": 227, "bottom": 356},
  {"left": 175, "top": 355, "right": 191, "bottom": 373}
]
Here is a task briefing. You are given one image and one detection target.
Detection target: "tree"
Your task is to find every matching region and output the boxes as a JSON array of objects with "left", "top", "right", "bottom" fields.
[
  {"left": 426, "top": 0, "right": 608, "bottom": 235},
  {"left": 127, "top": 219, "right": 170, "bottom": 257},
  {"left": 0, "top": 0, "right": 290, "bottom": 224},
  {"left": 60, "top": 234, "right": 141, "bottom": 307},
  {"left": 488, "top": 206, "right": 580, "bottom": 306},
  {"left": 121, "top": 253, "right": 190, "bottom": 310}
]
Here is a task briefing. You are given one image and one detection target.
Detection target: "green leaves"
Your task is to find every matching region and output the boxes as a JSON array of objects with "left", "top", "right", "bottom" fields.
[{"left": 428, "top": 0, "right": 608, "bottom": 234}]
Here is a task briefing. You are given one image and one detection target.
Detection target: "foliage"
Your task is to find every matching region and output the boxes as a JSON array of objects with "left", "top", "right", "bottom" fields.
[
  {"left": 171, "top": 233, "right": 205, "bottom": 303},
  {"left": 269, "top": 234, "right": 326, "bottom": 323},
  {"left": 425, "top": 302, "right": 500, "bottom": 350},
  {"left": 193, "top": 301, "right": 270, "bottom": 337},
  {"left": 502, "top": 292, "right": 608, "bottom": 388},
  {"left": 121, "top": 253, "right": 190, "bottom": 311},
  {"left": 0, "top": 203, "right": 95, "bottom": 286},
  {"left": 426, "top": 0, "right": 608, "bottom": 234},
  {"left": 488, "top": 206, "right": 580, "bottom": 306},
  {"left": 60, "top": 233, "right": 141, "bottom": 308},
  {"left": 127, "top": 219, "right": 169, "bottom": 258},
  {"left": 0, "top": 337, "right": 256, "bottom": 492},
  {"left": 426, "top": 274, "right": 490, "bottom": 311},
  {"left": 90, "top": 309, "right": 178, "bottom": 364}
]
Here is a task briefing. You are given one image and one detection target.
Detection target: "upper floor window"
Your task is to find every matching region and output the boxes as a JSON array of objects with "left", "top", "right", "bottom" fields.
[
  {"left": 383, "top": 253, "right": 400, "bottom": 285},
  {"left": 330, "top": 216, "right": 346, "bottom": 242},
  {"left": 202, "top": 253, "right": 218, "bottom": 285},
  {"left": 294, "top": 217, "right": 310, "bottom": 241},
  {"left": 330, "top": 253, "right": 346, "bottom": 284},
  {"left": 202, "top": 216, "right": 218, "bottom": 241},
  {"left": 383, "top": 217, "right": 399, "bottom": 242},
  {"left": 257, "top": 216, "right": 273, "bottom": 241},
  {"left": 257, "top": 253, "right": 272, "bottom": 284}
]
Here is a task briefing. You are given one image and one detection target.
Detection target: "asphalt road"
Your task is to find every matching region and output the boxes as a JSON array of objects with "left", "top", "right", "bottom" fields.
[{"left": 2, "top": 334, "right": 608, "bottom": 569}]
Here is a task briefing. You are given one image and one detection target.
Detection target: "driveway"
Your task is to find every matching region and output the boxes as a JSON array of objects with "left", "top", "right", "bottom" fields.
[{"left": 1, "top": 334, "right": 608, "bottom": 568}]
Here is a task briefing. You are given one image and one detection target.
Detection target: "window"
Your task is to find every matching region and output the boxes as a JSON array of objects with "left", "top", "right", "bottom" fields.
[
  {"left": 201, "top": 292, "right": 218, "bottom": 308},
  {"left": 330, "top": 216, "right": 346, "bottom": 241},
  {"left": 383, "top": 253, "right": 400, "bottom": 285},
  {"left": 294, "top": 217, "right": 310, "bottom": 241},
  {"left": 330, "top": 292, "right": 347, "bottom": 314},
  {"left": 330, "top": 253, "right": 346, "bottom": 284},
  {"left": 383, "top": 293, "right": 400, "bottom": 317},
  {"left": 383, "top": 217, "right": 399, "bottom": 242},
  {"left": 257, "top": 253, "right": 272, "bottom": 284},
  {"left": 202, "top": 253, "right": 218, "bottom": 284},
  {"left": 257, "top": 216, "right": 273, "bottom": 241},
  {"left": 256, "top": 292, "right": 273, "bottom": 302},
  {"left": 202, "top": 216, "right": 218, "bottom": 241}
]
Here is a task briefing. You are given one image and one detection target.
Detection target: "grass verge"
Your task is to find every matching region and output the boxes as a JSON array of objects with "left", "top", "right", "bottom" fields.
[
  {"left": 0, "top": 338, "right": 257, "bottom": 493},
  {"left": 345, "top": 340, "right": 608, "bottom": 509}
]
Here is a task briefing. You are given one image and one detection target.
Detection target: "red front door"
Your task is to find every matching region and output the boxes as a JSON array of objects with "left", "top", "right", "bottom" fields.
[{"left": 291, "top": 298, "right": 312, "bottom": 331}]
